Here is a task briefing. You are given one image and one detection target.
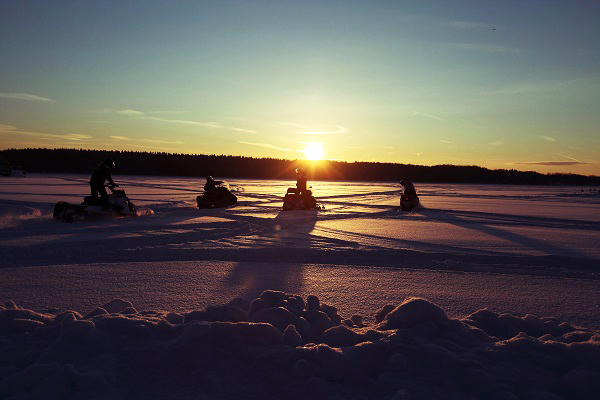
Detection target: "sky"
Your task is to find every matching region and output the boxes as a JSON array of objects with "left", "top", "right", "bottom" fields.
[{"left": 1, "top": 0, "right": 599, "bottom": 175}]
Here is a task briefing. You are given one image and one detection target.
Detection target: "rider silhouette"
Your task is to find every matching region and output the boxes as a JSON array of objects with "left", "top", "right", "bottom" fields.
[{"left": 89, "top": 158, "right": 116, "bottom": 202}]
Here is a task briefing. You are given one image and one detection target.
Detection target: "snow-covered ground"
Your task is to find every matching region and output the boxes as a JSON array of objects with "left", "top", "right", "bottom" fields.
[{"left": 1, "top": 174, "right": 599, "bottom": 399}]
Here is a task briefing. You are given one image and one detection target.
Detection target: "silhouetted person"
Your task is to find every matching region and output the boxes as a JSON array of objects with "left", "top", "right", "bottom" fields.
[
  {"left": 400, "top": 180, "right": 416, "bottom": 197},
  {"left": 204, "top": 176, "right": 223, "bottom": 194},
  {"left": 90, "top": 158, "right": 116, "bottom": 201},
  {"left": 296, "top": 167, "right": 307, "bottom": 194}
]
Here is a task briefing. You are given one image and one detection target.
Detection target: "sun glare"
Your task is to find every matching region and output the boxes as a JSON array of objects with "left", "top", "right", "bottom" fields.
[{"left": 303, "top": 142, "right": 325, "bottom": 160}]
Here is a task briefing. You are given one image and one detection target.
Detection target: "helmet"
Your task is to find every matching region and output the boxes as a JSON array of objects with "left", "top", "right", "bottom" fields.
[
  {"left": 207, "top": 176, "right": 214, "bottom": 181},
  {"left": 103, "top": 158, "right": 115, "bottom": 168},
  {"left": 295, "top": 167, "right": 304, "bottom": 173}
]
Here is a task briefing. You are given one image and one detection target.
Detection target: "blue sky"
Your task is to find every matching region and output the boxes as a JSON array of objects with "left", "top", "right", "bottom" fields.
[{"left": 1, "top": 0, "right": 599, "bottom": 174}]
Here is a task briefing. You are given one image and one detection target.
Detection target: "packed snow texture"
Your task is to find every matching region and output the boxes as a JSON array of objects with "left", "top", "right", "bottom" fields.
[
  {"left": 1, "top": 175, "right": 599, "bottom": 398},
  {"left": 0, "top": 292, "right": 598, "bottom": 400},
  {"left": 1, "top": 175, "right": 599, "bottom": 326}
]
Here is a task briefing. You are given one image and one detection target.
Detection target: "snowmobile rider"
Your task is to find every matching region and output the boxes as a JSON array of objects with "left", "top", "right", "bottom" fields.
[
  {"left": 295, "top": 167, "right": 307, "bottom": 195},
  {"left": 204, "top": 176, "right": 223, "bottom": 195},
  {"left": 89, "top": 158, "right": 117, "bottom": 201},
  {"left": 400, "top": 180, "right": 417, "bottom": 197}
]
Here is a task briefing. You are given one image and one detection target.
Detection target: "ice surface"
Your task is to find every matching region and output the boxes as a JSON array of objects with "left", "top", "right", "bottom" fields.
[{"left": 0, "top": 174, "right": 599, "bottom": 398}]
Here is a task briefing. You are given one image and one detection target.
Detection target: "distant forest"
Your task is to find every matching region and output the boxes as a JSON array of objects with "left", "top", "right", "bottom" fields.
[{"left": 1, "top": 148, "right": 599, "bottom": 185}]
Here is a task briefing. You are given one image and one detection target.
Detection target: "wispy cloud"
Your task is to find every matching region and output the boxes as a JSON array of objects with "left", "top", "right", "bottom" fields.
[
  {"left": 515, "top": 161, "right": 587, "bottom": 166},
  {"left": 443, "top": 21, "right": 493, "bottom": 30},
  {"left": 559, "top": 154, "right": 581, "bottom": 163},
  {"left": 412, "top": 111, "right": 446, "bottom": 122},
  {"left": 377, "top": 145, "right": 395, "bottom": 149},
  {"left": 490, "top": 78, "right": 600, "bottom": 96},
  {"left": 232, "top": 127, "right": 257, "bottom": 134},
  {"left": 440, "top": 140, "right": 452, "bottom": 143},
  {"left": 116, "top": 109, "right": 224, "bottom": 128},
  {"left": 238, "top": 141, "right": 290, "bottom": 151},
  {"left": 145, "top": 116, "right": 222, "bottom": 128},
  {"left": 146, "top": 110, "right": 188, "bottom": 115},
  {"left": 493, "top": 77, "right": 600, "bottom": 96},
  {"left": 109, "top": 135, "right": 184, "bottom": 145},
  {"left": 537, "top": 135, "right": 556, "bottom": 142},
  {"left": 126, "top": 144, "right": 187, "bottom": 152},
  {"left": 296, "top": 126, "right": 349, "bottom": 135},
  {"left": 117, "top": 109, "right": 144, "bottom": 116},
  {"left": 450, "top": 42, "right": 520, "bottom": 54},
  {"left": 489, "top": 141, "right": 504, "bottom": 146},
  {"left": 275, "top": 122, "right": 349, "bottom": 135},
  {"left": 0, "top": 124, "right": 92, "bottom": 141},
  {"left": 0, "top": 92, "right": 54, "bottom": 102}
]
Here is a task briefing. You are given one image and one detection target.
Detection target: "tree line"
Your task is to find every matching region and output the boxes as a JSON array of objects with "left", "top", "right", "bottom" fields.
[{"left": 1, "top": 148, "right": 599, "bottom": 185}]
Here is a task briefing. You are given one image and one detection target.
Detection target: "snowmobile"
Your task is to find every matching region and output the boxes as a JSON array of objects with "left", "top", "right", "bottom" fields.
[
  {"left": 196, "top": 182, "right": 238, "bottom": 209},
  {"left": 399, "top": 180, "right": 420, "bottom": 211},
  {"left": 53, "top": 184, "right": 136, "bottom": 222},
  {"left": 283, "top": 187, "right": 318, "bottom": 211},
  {"left": 400, "top": 193, "right": 420, "bottom": 211}
]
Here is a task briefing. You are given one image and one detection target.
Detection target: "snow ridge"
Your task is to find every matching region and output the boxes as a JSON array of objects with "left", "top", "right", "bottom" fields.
[{"left": 1, "top": 292, "right": 598, "bottom": 400}]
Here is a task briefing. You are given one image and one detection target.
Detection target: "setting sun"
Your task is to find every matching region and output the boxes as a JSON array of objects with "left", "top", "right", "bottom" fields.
[{"left": 302, "top": 142, "right": 325, "bottom": 160}]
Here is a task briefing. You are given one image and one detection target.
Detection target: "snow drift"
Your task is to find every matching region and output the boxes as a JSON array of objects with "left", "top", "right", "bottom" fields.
[{"left": 1, "top": 291, "right": 598, "bottom": 400}]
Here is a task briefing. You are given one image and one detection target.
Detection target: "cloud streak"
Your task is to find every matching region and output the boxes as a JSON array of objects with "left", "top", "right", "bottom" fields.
[
  {"left": 412, "top": 111, "right": 446, "bottom": 122},
  {"left": 296, "top": 126, "right": 349, "bottom": 135},
  {"left": 490, "top": 78, "right": 597, "bottom": 96},
  {"left": 116, "top": 109, "right": 258, "bottom": 132},
  {"left": 0, "top": 93, "right": 54, "bottom": 102},
  {"left": 443, "top": 21, "right": 493, "bottom": 30},
  {"left": 238, "top": 141, "right": 290, "bottom": 151},
  {"left": 0, "top": 124, "right": 92, "bottom": 141},
  {"left": 117, "top": 109, "right": 144, "bottom": 116},
  {"left": 450, "top": 43, "right": 520, "bottom": 54},
  {"left": 274, "top": 122, "right": 349, "bottom": 135},
  {"left": 538, "top": 136, "right": 556, "bottom": 142},
  {"left": 145, "top": 116, "right": 222, "bottom": 128},
  {"left": 109, "top": 135, "right": 184, "bottom": 145},
  {"left": 232, "top": 127, "right": 258, "bottom": 134},
  {"left": 559, "top": 154, "right": 581, "bottom": 163},
  {"left": 515, "top": 161, "right": 587, "bottom": 166}
]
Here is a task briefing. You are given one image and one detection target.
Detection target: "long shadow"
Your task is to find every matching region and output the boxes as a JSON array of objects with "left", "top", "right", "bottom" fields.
[
  {"left": 221, "top": 210, "right": 317, "bottom": 299},
  {"left": 221, "top": 261, "right": 306, "bottom": 300},
  {"left": 317, "top": 190, "right": 399, "bottom": 200},
  {"left": 0, "top": 205, "right": 265, "bottom": 267},
  {"left": 418, "top": 208, "right": 588, "bottom": 259},
  {"left": 425, "top": 208, "right": 600, "bottom": 231}
]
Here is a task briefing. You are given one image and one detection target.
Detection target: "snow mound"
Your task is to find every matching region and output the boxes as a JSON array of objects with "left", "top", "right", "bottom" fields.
[{"left": 1, "top": 293, "right": 598, "bottom": 399}]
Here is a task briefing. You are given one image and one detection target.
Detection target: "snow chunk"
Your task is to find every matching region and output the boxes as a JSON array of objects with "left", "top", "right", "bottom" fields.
[
  {"left": 100, "top": 299, "right": 133, "bottom": 314},
  {"left": 375, "top": 304, "right": 396, "bottom": 323},
  {"left": 465, "top": 308, "right": 577, "bottom": 339},
  {"left": 379, "top": 297, "right": 450, "bottom": 330},
  {"left": 283, "top": 324, "right": 303, "bottom": 347}
]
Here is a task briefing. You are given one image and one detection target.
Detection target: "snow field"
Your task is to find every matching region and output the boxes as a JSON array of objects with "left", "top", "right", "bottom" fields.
[{"left": 1, "top": 174, "right": 599, "bottom": 399}]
